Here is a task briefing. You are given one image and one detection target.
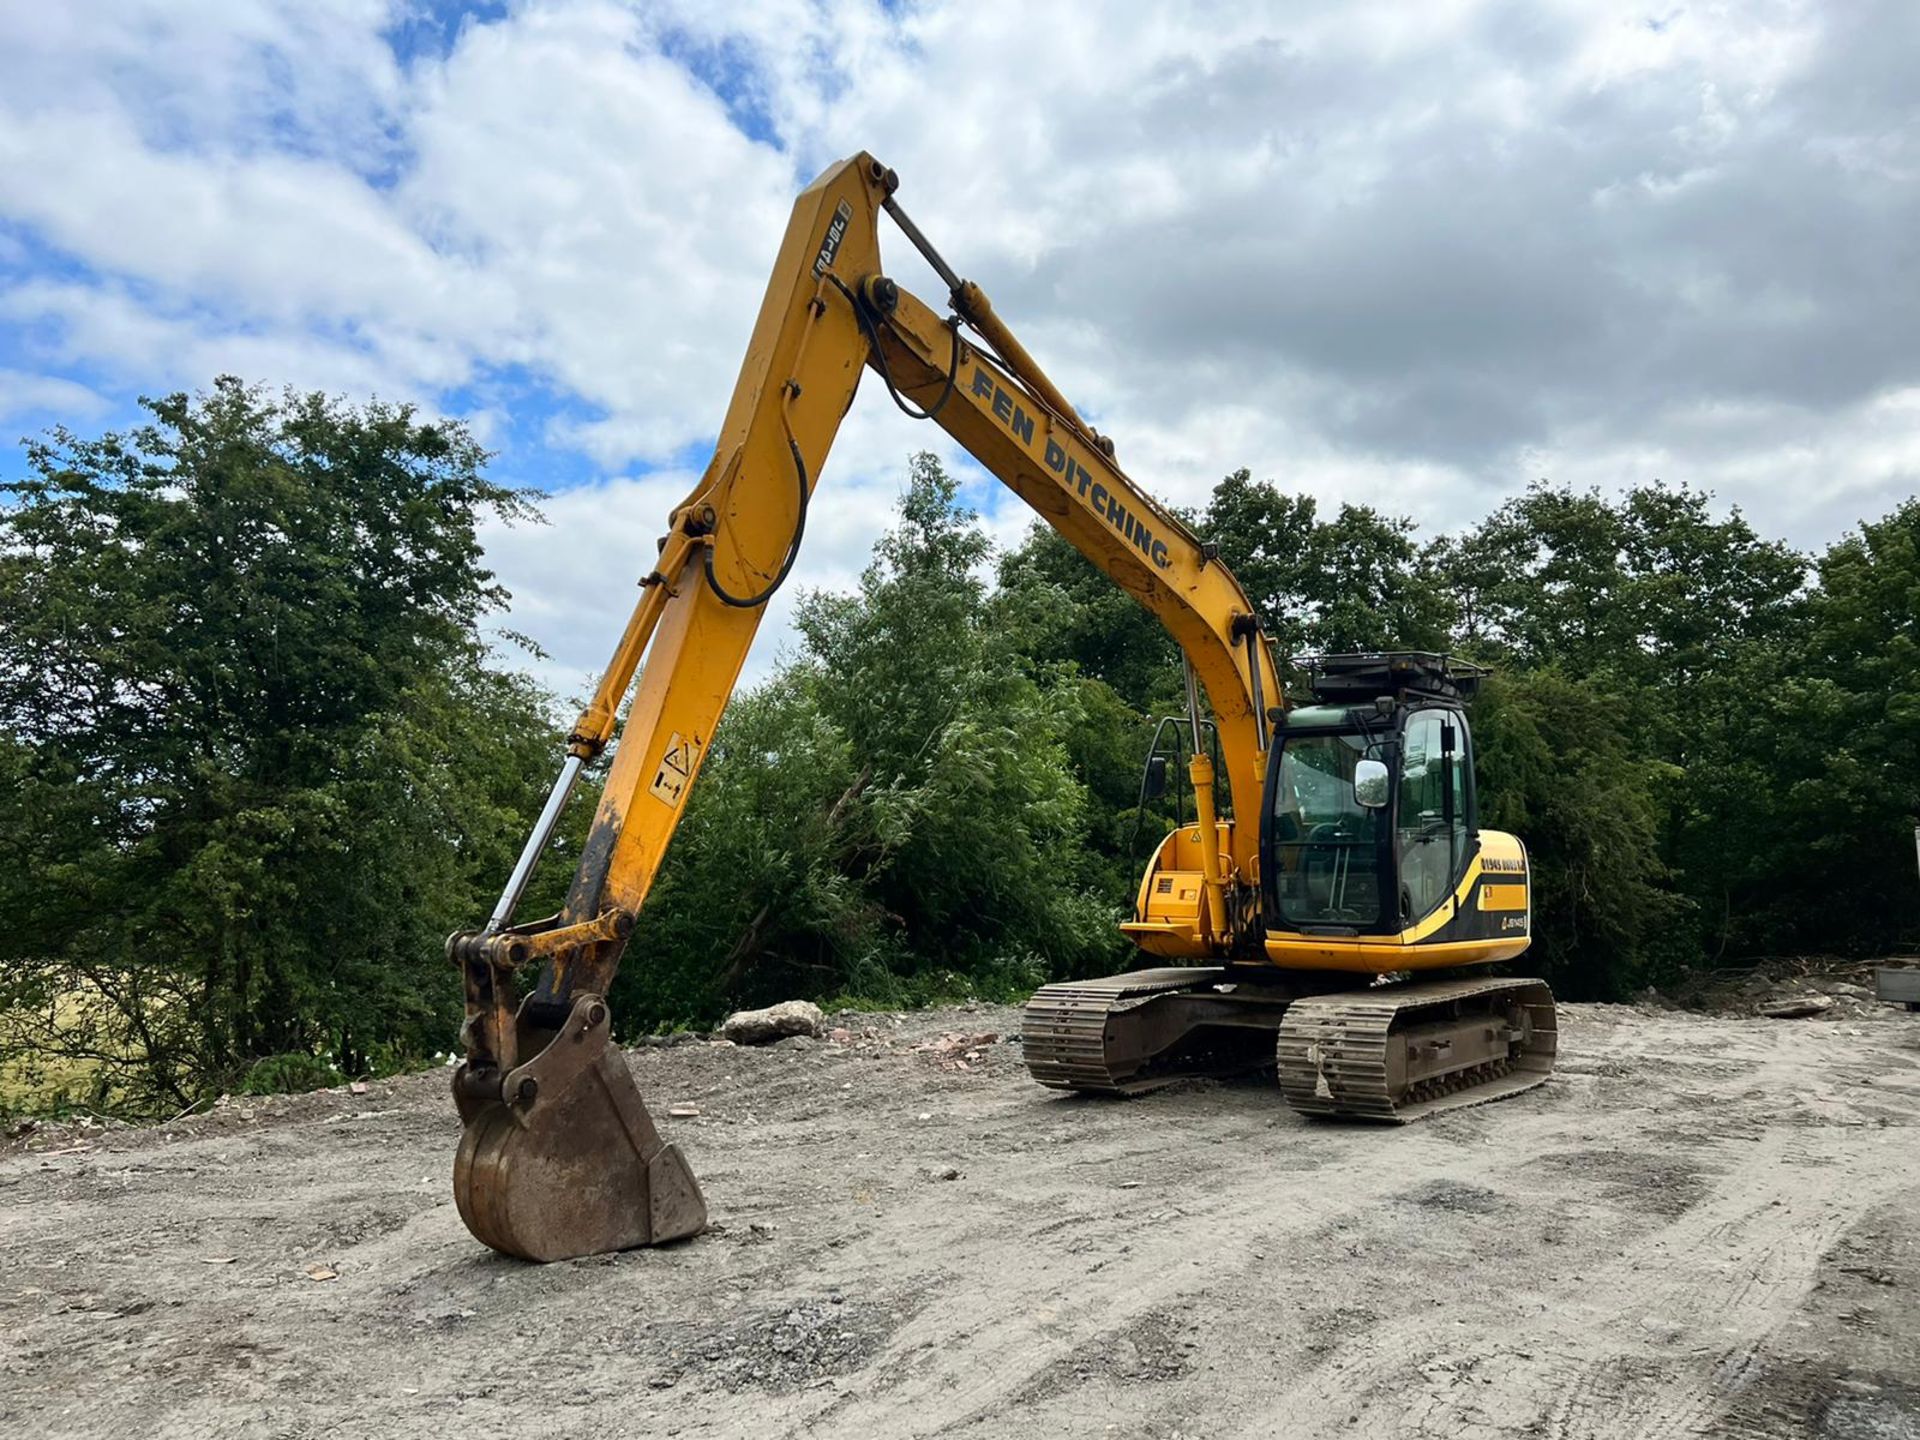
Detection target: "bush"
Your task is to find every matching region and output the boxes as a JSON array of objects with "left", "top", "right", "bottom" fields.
[{"left": 238, "top": 1053, "right": 345, "bottom": 1096}]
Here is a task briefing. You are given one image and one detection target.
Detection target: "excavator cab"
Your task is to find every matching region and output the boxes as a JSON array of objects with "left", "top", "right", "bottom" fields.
[
  {"left": 1263, "top": 652, "right": 1484, "bottom": 941},
  {"left": 1055, "top": 651, "right": 1549, "bottom": 1113}
]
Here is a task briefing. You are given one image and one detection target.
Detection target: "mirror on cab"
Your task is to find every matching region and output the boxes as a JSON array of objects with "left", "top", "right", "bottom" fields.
[
  {"left": 1353, "top": 757, "right": 1390, "bottom": 809},
  {"left": 1143, "top": 754, "right": 1169, "bottom": 801}
]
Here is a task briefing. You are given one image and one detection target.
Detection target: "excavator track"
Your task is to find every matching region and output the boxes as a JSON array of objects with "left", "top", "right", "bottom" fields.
[
  {"left": 1022, "top": 968, "right": 1292, "bottom": 1095},
  {"left": 1276, "top": 975, "right": 1555, "bottom": 1122}
]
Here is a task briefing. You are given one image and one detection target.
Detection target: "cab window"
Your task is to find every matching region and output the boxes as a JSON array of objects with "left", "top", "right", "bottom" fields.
[{"left": 1271, "top": 732, "right": 1385, "bottom": 927}]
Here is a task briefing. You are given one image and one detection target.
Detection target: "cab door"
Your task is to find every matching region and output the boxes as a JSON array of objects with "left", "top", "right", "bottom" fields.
[{"left": 1394, "top": 707, "right": 1471, "bottom": 926}]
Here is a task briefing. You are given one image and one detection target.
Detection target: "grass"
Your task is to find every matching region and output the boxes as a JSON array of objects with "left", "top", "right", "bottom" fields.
[{"left": 0, "top": 990, "right": 126, "bottom": 1116}]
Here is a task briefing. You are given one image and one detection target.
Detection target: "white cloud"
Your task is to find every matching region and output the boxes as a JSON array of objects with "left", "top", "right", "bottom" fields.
[
  {"left": 0, "top": 368, "right": 110, "bottom": 425},
  {"left": 0, "top": 279, "right": 434, "bottom": 400},
  {"left": 2, "top": 0, "right": 1916, "bottom": 700}
]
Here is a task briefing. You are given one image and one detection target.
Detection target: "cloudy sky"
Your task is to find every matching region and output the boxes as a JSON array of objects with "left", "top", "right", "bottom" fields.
[{"left": 2, "top": 1, "right": 1914, "bottom": 700}]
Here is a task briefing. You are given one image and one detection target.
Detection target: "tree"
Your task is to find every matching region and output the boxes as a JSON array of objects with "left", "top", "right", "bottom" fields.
[
  {"left": 611, "top": 673, "right": 882, "bottom": 1028},
  {"left": 1687, "top": 500, "right": 1920, "bottom": 957},
  {"left": 996, "top": 524, "right": 1181, "bottom": 715},
  {"left": 617, "top": 454, "right": 1125, "bottom": 1027},
  {"left": 1431, "top": 481, "right": 1811, "bottom": 973},
  {"left": 1203, "top": 469, "right": 1452, "bottom": 662},
  {"left": 1469, "top": 671, "right": 1691, "bottom": 996},
  {"left": 0, "top": 378, "right": 554, "bottom": 1109},
  {"left": 1429, "top": 482, "right": 1804, "bottom": 755},
  {"left": 783, "top": 453, "right": 1122, "bottom": 986}
]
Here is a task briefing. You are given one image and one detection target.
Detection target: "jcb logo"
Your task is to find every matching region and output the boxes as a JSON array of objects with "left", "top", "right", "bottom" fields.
[{"left": 813, "top": 200, "right": 854, "bottom": 277}]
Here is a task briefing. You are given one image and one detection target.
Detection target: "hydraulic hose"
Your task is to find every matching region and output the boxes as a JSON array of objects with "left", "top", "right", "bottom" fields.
[{"left": 702, "top": 435, "right": 810, "bottom": 609}]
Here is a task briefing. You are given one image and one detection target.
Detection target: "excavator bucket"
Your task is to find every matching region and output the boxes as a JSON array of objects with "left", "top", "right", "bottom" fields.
[{"left": 452, "top": 994, "right": 707, "bottom": 1262}]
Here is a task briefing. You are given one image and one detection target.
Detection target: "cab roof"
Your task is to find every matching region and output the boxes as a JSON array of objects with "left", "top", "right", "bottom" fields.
[{"left": 1291, "top": 651, "right": 1489, "bottom": 705}]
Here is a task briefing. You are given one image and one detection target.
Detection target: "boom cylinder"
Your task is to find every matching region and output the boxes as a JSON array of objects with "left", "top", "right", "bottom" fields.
[
  {"left": 949, "top": 279, "right": 1112, "bottom": 458},
  {"left": 1188, "top": 751, "right": 1229, "bottom": 944}
]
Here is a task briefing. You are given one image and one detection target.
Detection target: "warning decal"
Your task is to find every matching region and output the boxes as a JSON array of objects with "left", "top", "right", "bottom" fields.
[{"left": 648, "top": 731, "right": 701, "bottom": 808}]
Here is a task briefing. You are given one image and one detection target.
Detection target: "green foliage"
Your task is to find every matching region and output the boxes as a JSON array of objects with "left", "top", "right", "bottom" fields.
[
  {"left": 1670, "top": 499, "right": 1920, "bottom": 958},
  {"left": 1203, "top": 469, "right": 1452, "bottom": 660},
  {"left": 1443, "top": 480, "right": 1812, "bottom": 975},
  {"left": 1469, "top": 671, "right": 1691, "bottom": 997},
  {"left": 238, "top": 1052, "right": 345, "bottom": 1096},
  {"left": 996, "top": 524, "right": 1181, "bottom": 713},
  {"left": 1430, "top": 481, "right": 1805, "bottom": 758},
  {"left": 8, "top": 377, "right": 1915, "bottom": 1115},
  {"left": 1783, "top": 502, "right": 1920, "bottom": 951},
  {"left": 0, "top": 378, "right": 557, "bottom": 1110},
  {"left": 616, "top": 454, "right": 1125, "bottom": 1031},
  {"left": 614, "top": 673, "right": 881, "bottom": 1028}
]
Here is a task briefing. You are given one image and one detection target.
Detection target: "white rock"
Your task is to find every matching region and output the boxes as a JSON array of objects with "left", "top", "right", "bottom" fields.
[{"left": 719, "top": 1000, "right": 825, "bottom": 1045}]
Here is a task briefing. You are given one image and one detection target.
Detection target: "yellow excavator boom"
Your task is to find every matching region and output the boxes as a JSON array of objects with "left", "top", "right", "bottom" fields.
[{"left": 553, "top": 153, "right": 1279, "bottom": 969}]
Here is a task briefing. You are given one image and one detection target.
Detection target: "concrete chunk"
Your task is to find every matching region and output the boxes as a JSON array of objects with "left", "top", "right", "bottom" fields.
[{"left": 1758, "top": 994, "right": 1833, "bottom": 1019}]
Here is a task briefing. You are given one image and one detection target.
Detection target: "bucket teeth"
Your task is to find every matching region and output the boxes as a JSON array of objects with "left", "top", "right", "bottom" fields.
[{"left": 453, "top": 996, "right": 707, "bottom": 1261}]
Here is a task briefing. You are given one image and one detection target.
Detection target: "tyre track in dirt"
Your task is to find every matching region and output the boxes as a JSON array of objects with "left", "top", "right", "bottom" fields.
[
  {"left": 769, "top": 1010, "right": 1918, "bottom": 1438},
  {"left": 1224, "top": 1019, "right": 1919, "bottom": 1440},
  {"left": 1, "top": 1003, "right": 1915, "bottom": 1439}
]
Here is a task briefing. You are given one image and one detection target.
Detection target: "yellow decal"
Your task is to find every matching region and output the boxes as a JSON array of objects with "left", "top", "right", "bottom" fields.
[
  {"left": 649, "top": 732, "right": 701, "bottom": 808},
  {"left": 1479, "top": 883, "right": 1529, "bottom": 912}
]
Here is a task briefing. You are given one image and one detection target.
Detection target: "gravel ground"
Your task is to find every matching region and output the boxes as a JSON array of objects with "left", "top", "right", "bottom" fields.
[{"left": 2, "top": 1000, "right": 1918, "bottom": 1439}]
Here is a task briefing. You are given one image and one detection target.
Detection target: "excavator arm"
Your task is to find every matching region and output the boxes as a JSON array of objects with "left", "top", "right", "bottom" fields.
[{"left": 448, "top": 152, "right": 1284, "bottom": 1260}]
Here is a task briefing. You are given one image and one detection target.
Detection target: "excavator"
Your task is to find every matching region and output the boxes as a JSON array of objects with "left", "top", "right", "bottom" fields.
[{"left": 446, "top": 153, "right": 1556, "bottom": 1262}]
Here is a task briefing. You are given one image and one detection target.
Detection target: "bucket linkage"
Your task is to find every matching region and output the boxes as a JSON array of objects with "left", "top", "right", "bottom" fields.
[{"left": 448, "top": 910, "right": 707, "bottom": 1262}]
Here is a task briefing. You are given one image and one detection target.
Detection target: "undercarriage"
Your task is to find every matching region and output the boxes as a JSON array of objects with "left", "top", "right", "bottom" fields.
[{"left": 1023, "top": 968, "right": 1556, "bottom": 1120}]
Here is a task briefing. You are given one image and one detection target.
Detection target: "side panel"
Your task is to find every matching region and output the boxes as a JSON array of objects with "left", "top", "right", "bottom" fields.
[
  {"left": 1119, "top": 822, "right": 1233, "bottom": 959},
  {"left": 1261, "top": 830, "right": 1532, "bottom": 974}
]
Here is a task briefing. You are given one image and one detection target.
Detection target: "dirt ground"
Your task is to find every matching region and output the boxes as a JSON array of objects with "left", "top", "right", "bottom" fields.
[{"left": 2, "top": 1000, "right": 1918, "bottom": 1439}]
